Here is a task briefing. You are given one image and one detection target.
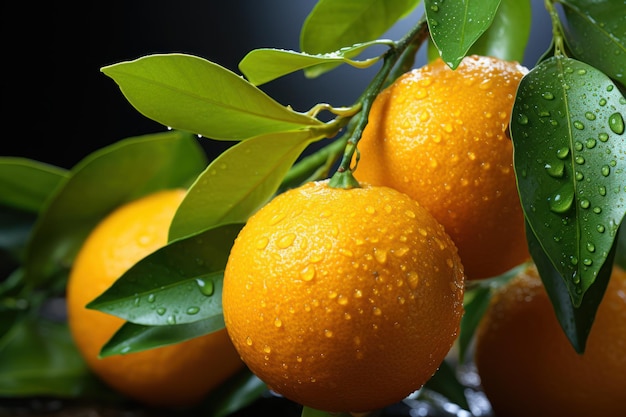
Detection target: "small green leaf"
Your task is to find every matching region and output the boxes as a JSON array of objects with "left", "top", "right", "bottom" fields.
[
  {"left": 467, "top": 0, "right": 531, "bottom": 63},
  {"left": 169, "top": 130, "right": 317, "bottom": 241},
  {"left": 87, "top": 223, "right": 242, "bottom": 326},
  {"left": 560, "top": 0, "right": 626, "bottom": 86},
  {"left": 0, "top": 318, "right": 97, "bottom": 397},
  {"left": 22, "top": 131, "right": 206, "bottom": 288},
  {"left": 425, "top": 0, "right": 502, "bottom": 68},
  {"left": 300, "top": 0, "right": 420, "bottom": 77},
  {"left": 511, "top": 56, "right": 626, "bottom": 306},
  {"left": 0, "top": 157, "right": 68, "bottom": 213},
  {"left": 201, "top": 369, "right": 267, "bottom": 417},
  {"left": 99, "top": 316, "right": 225, "bottom": 357},
  {"left": 526, "top": 221, "right": 614, "bottom": 353},
  {"left": 423, "top": 359, "right": 470, "bottom": 411},
  {"left": 240, "top": 41, "right": 385, "bottom": 86},
  {"left": 102, "top": 54, "right": 323, "bottom": 140}
]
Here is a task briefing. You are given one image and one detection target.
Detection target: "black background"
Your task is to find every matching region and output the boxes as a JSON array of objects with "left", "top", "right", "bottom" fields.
[{"left": 3, "top": 1, "right": 551, "bottom": 169}]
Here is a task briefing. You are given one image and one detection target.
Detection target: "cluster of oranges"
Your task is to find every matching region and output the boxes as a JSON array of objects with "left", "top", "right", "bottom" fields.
[{"left": 66, "top": 54, "right": 625, "bottom": 416}]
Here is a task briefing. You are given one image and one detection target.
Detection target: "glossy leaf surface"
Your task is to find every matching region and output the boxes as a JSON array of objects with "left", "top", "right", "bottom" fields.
[
  {"left": 511, "top": 56, "right": 626, "bottom": 306},
  {"left": 170, "top": 130, "right": 316, "bottom": 241},
  {"left": 300, "top": 0, "right": 419, "bottom": 77},
  {"left": 0, "top": 318, "right": 96, "bottom": 397},
  {"left": 102, "top": 54, "right": 322, "bottom": 140},
  {"left": 87, "top": 223, "right": 241, "bottom": 326},
  {"left": 22, "top": 131, "right": 206, "bottom": 288},
  {"left": 467, "top": 0, "right": 531, "bottom": 63},
  {"left": 0, "top": 158, "right": 68, "bottom": 213},
  {"left": 239, "top": 41, "right": 385, "bottom": 86},
  {"left": 526, "top": 221, "right": 615, "bottom": 353},
  {"left": 425, "top": 0, "right": 501, "bottom": 68},
  {"left": 561, "top": 0, "right": 626, "bottom": 86},
  {"left": 100, "top": 316, "right": 225, "bottom": 357}
]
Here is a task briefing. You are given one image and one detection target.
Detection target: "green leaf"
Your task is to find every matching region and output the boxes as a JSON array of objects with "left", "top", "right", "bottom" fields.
[
  {"left": 526, "top": 221, "right": 615, "bottom": 353},
  {"left": 423, "top": 359, "right": 470, "bottom": 411},
  {"left": 169, "top": 130, "right": 317, "bottom": 241},
  {"left": 102, "top": 54, "right": 323, "bottom": 140},
  {"left": 0, "top": 206, "right": 37, "bottom": 263},
  {"left": 87, "top": 223, "right": 242, "bottom": 326},
  {"left": 201, "top": 369, "right": 267, "bottom": 417},
  {"left": 425, "top": 0, "right": 502, "bottom": 69},
  {"left": 511, "top": 56, "right": 626, "bottom": 306},
  {"left": 239, "top": 41, "right": 386, "bottom": 86},
  {"left": 467, "top": 0, "right": 531, "bottom": 63},
  {"left": 0, "top": 318, "right": 97, "bottom": 397},
  {"left": 0, "top": 157, "right": 68, "bottom": 213},
  {"left": 300, "top": 0, "right": 420, "bottom": 76},
  {"left": 22, "top": 131, "right": 206, "bottom": 288},
  {"left": 616, "top": 223, "right": 626, "bottom": 269},
  {"left": 99, "top": 316, "right": 225, "bottom": 357},
  {"left": 560, "top": 0, "right": 626, "bottom": 86},
  {"left": 457, "top": 264, "right": 523, "bottom": 361}
]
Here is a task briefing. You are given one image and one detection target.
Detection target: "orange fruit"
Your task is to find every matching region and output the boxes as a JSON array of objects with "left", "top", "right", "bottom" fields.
[
  {"left": 66, "top": 189, "right": 243, "bottom": 407},
  {"left": 474, "top": 263, "right": 626, "bottom": 417},
  {"left": 355, "top": 55, "right": 530, "bottom": 280},
  {"left": 222, "top": 180, "right": 465, "bottom": 413}
]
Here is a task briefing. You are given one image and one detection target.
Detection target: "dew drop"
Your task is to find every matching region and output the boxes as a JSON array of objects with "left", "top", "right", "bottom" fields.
[
  {"left": 274, "top": 317, "right": 282, "bottom": 328},
  {"left": 599, "top": 98, "right": 607, "bottom": 106},
  {"left": 374, "top": 248, "right": 387, "bottom": 264},
  {"left": 586, "top": 242, "right": 596, "bottom": 253},
  {"left": 574, "top": 141, "right": 584, "bottom": 151},
  {"left": 372, "top": 307, "right": 382, "bottom": 316},
  {"left": 573, "top": 121, "right": 585, "bottom": 130},
  {"left": 570, "top": 256, "right": 579, "bottom": 266},
  {"left": 575, "top": 155, "right": 585, "bottom": 165},
  {"left": 608, "top": 112, "right": 624, "bottom": 134},
  {"left": 545, "top": 161, "right": 564, "bottom": 178},
  {"left": 548, "top": 184, "right": 574, "bottom": 213},
  {"left": 197, "top": 278, "right": 215, "bottom": 296},
  {"left": 583, "top": 258, "right": 593, "bottom": 266},
  {"left": 598, "top": 132, "right": 609, "bottom": 142},
  {"left": 580, "top": 199, "right": 591, "bottom": 209},
  {"left": 585, "top": 138, "right": 597, "bottom": 149},
  {"left": 147, "top": 294, "right": 156, "bottom": 303},
  {"left": 597, "top": 224, "right": 606, "bottom": 233},
  {"left": 585, "top": 112, "right": 596, "bottom": 121},
  {"left": 300, "top": 265, "right": 316, "bottom": 282},
  {"left": 575, "top": 171, "right": 584, "bottom": 181},
  {"left": 517, "top": 114, "right": 529, "bottom": 125},
  {"left": 277, "top": 233, "right": 296, "bottom": 249},
  {"left": 407, "top": 271, "right": 419, "bottom": 289},
  {"left": 263, "top": 345, "right": 271, "bottom": 354},
  {"left": 556, "top": 147, "right": 570, "bottom": 159},
  {"left": 186, "top": 306, "right": 200, "bottom": 315},
  {"left": 246, "top": 336, "right": 253, "bottom": 346},
  {"left": 156, "top": 307, "right": 166, "bottom": 316},
  {"left": 542, "top": 91, "right": 555, "bottom": 100},
  {"left": 599, "top": 186, "right": 607, "bottom": 196},
  {"left": 324, "top": 329, "right": 334, "bottom": 338},
  {"left": 601, "top": 165, "right": 611, "bottom": 177},
  {"left": 167, "top": 315, "right": 176, "bottom": 325},
  {"left": 256, "top": 237, "right": 269, "bottom": 250},
  {"left": 593, "top": 206, "right": 602, "bottom": 214}
]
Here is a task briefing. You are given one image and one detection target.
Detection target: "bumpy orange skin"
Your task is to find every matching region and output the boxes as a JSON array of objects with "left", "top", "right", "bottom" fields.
[
  {"left": 474, "top": 264, "right": 626, "bottom": 417},
  {"left": 356, "top": 55, "right": 530, "bottom": 280},
  {"left": 67, "top": 189, "right": 243, "bottom": 407},
  {"left": 222, "top": 180, "right": 465, "bottom": 413}
]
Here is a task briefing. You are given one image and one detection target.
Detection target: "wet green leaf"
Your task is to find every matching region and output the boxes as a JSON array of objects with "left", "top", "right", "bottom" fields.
[
  {"left": 467, "top": 0, "right": 531, "bottom": 63},
  {"left": 425, "top": 0, "right": 501, "bottom": 69},
  {"left": 99, "top": 315, "right": 226, "bottom": 357},
  {"left": 170, "top": 130, "right": 317, "bottom": 241},
  {"left": 0, "top": 206, "right": 36, "bottom": 263},
  {"left": 240, "top": 41, "right": 385, "bottom": 86},
  {"left": 87, "top": 223, "right": 242, "bottom": 326},
  {"left": 526, "top": 221, "right": 615, "bottom": 353},
  {"left": 0, "top": 318, "right": 98, "bottom": 397},
  {"left": 22, "top": 131, "right": 206, "bottom": 288},
  {"left": 511, "top": 56, "right": 626, "bottom": 306},
  {"left": 560, "top": 0, "right": 626, "bottom": 86},
  {"left": 102, "top": 54, "right": 323, "bottom": 140},
  {"left": 0, "top": 158, "right": 68, "bottom": 213},
  {"left": 300, "top": 0, "right": 420, "bottom": 77}
]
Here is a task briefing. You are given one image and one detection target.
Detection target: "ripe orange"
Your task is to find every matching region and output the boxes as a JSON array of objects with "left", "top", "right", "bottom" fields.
[
  {"left": 222, "top": 180, "right": 465, "bottom": 413},
  {"left": 474, "top": 263, "right": 626, "bottom": 417},
  {"left": 355, "top": 55, "right": 530, "bottom": 280},
  {"left": 66, "top": 189, "right": 243, "bottom": 407}
]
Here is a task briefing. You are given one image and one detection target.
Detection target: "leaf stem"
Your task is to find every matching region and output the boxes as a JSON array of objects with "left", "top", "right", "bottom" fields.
[
  {"left": 328, "top": 15, "right": 429, "bottom": 189},
  {"left": 545, "top": 0, "right": 567, "bottom": 57}
]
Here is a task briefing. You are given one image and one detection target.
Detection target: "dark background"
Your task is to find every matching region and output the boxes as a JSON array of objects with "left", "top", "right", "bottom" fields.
[{"left": 3, "top": 1, "right": 551, "bottom": 169}]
